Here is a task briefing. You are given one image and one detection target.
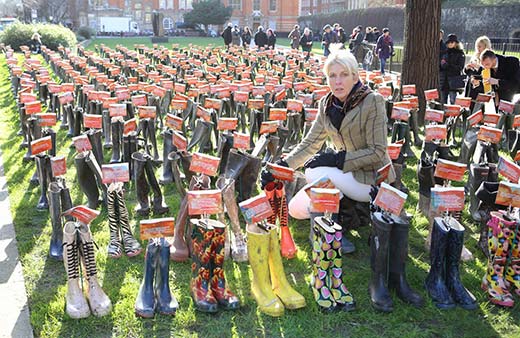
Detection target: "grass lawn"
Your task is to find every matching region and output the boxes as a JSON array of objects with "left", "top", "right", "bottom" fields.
[{"left": 1, "top": 44, "right": 520, "bottom": 338}]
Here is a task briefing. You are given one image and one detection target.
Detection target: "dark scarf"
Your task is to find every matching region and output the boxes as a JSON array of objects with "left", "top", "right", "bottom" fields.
[{"left": 325, "top": 80, "right": 372, "bottom": 130}]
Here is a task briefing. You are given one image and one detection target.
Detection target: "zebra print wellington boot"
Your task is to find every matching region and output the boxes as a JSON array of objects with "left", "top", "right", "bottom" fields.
[
  {"left": 107, "top": 186, "right": 123, "bottom": 258},
  {"left": 116, "top": 185, "right": 142, "bottom": 256}
]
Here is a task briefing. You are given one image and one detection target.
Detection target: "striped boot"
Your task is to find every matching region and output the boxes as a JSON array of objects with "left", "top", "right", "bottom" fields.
[
  {"left": 116, "top": 186, "right": 142, "bottom": 256},
  {"left": 107, "top": 187, "right": 123, "bottom": 258},
  {"left": 275, "top": 182, "right": 297, "bottom": 259}
]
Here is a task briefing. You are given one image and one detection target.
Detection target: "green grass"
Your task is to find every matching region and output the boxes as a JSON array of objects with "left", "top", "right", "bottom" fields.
[{"left": 1, "top": 46, "right": 520, "bottom": 338}]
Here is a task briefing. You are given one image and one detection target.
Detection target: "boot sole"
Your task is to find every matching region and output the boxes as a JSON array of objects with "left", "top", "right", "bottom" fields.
[{"left": 481, "top": 281, "right": 515, "bottom": 307}]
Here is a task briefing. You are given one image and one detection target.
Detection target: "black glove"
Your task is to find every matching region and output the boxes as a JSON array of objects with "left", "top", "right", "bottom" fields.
[
  {"left": 369, "top": 185, "right": 380, "bottom": 213},
  {"left": 260, "top": 159, "right": 289, "bottom": 189},
  {"left": 304, "top": 151, "right": 346, "bottom": 169}
]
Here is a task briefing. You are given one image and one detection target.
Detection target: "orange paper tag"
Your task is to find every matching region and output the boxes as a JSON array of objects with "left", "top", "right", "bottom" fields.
[
  {"left": 259, "top": 121, "right": 279, "bottom": 134},
  {"left": 124, "top": 118, "right": 137, "bottom": 135},
  {"left": 391, "top": 107, "right": 410, "bottom": 121},
  {"left": 109, "top": 104, "right": 127, "bottom": 117},
  {"left": 72, "top": 134, "right": 92, "bottom": 152},
  {"left": 62, "top": 205, "right": 100, "bottom": 224},
  {"left": 476, "top": 93, "right": 492, "bottom": 103},
  {"left": 425, "top": 109, "right": 444, "bottom": 123},
  {"left": 269, "top": 108, "right": 287, "bottom": 121},
  {"left": 376, "top": 163, "right": 392, "bottom": 185},
  {"left": 425, "top": 125, "right": 448, "bottom": 141},
  {"left": 51, "top": 156, "right": 66, "bottom": 176},
  {"left": 102, "top": 163, "right": 130, "bottom": 184},
  {"left": 187, "top": 190, "right": 223, "bottom": 215},
  {"left": 140, "top": 218, "right": 175, "bottom": 240},
  {"left": 166, "top": 114, "right": 183, "bottom": 130},
  {"left": 483, "top": 113, "right": 501, "bottom": 126},
  {"left": 248, "top": 99, "right": 264, "bottom": 110},
  {"left": 84, "top": 114, "right": 102, "bottom": 129},
  {"left": 172, "top": 131, "right": 187, "bottom": 151},
  {"left": 455, "top": 97, "right": 472, "bottom": 108},
  {"left": 189, "top": 153, "right": 220, "bottom": 176},
  {"left": 424, "top": 89, "right": 439, "bottom": 101},
  {"left": 430, "top": 187, "right": 465, "bottom": 213},
  {"left": 25, "top": 101, "right": 42, "bottom": 114},
  {"left": 373, "top": 182, "right": 407, "bottom": 216},
  {"left": 131, "top": 95, "right": 147, "bottom": 106},
  {"left": 305, "top": 108, "right": 318, "bottom": 122},
  {"left": 138, "top": 106, "right": 157, "bottom": 119},
  {"left": 287, "top": 99, "right": 304, "bottom": 112},
  {"left": 444, "top": 104, "right": 461, "bottom": 117},
  {"left": 497, "top": 157, "right": 520, "bottom": 183},
  {"left": 267, "top": 163, "right": 294, "bottom": 181},
  {"left": 171, "top": 99, "right": 188, "bottom": 111},
  {"left": 387, "top": 144, "right": 403, "bottom": 160},
  {"left": 468, "top": 110, "right": 483, "bottom": 127},
  {"left": 378, "top": 86, "right": 392, "bottom": 98},
  {"left": 477, "top": 125, "right": 502, "bottom": 144},
  {"left": 434, "top": 159, "right": 467, "bottom": 182},
  {"left": 238, "top": 194, "right": 274, "bottom": 224},
  {"left": 234, "top": 91, "right": 249, "bottom": 103},
  {"left": 217, "top": 118, "right": 238, "bottom": 131},
  {"left": 37, "top": 113, "right": 57, "bottom": 127},
  {"left": 310, "top": 188, "right": 340, "bottom": 214},
  {"left": 233, "top": 132, "right": 250, "bottom": 150},
  {"left": 496, "top": 182, "right": 520, "bottom": 208},
  {"left": 31, "top": 136, "right": 52, "bottom": 155},
  {"left": 402, "top": 84, "right": 416, "bottom": 95}
]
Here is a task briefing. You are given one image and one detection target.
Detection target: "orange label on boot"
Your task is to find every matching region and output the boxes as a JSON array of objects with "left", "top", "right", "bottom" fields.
[
  {"left": 378, "top": 86, "right": 392, "bottom": 98},
  {"left": 217, "top": 118, "right": 238, "bottom": 131},
  {"left": 287, "top": 99, "right": 304, "bottom": 112},
  {"left": 172, "top": 131, "right": 187, "bottom": 151},
  {"left": 391, "top": 106, "right": 410, "bottom": 121},
  {"left": 305, "top": 108, "right": 318, "bottom": 122},
  {"left": 37, "top": 113, "right": 57, "bottom": 127},
  {"left": 477, "top": 125, "right": 502, "bottom": 144},
  {"left": 425, "top": 125, "right": 447, "bottom": 141},
  {"left": 166, "top": 114, "right": 183, "bottom": 131},
  {"left": 196, "top": 106, "right": 212, "bottom": 122},
  {"left": 102, "top": 163, "right": 130, "bottom": 184},
  {"left": 424, "top": 109, "right": 445, "bottom": 123},
  {"left": 72, "top": 134, "right": 92, "bottom": 152},
  {"left": 310, "top": 188, "right": 340, "bottom": 214},
  {"left": 376, "top": 162, "right": 392, "bottom": 185},
  {"left": 234, "top": 91, "right": 249, "bottom": 103},
  {"left": 476, "top": 93, "right": 492, "bottom": 103},
  {"left": 62, "top": 205, "right": 100, "bottom": 224},
  {"left": 434, "top": 159, "right": 467, "bottom": 182},
  {"left": 259, "top": 121, "right": 279, "bottom": 135},
  {"left": 25, "top": 101, "right": 42, "bottom": 114},
  {"left": 496, "top": 182, "right": 520, "bottom": 208},
  {"left": 430, "top": 187, "right": 465, "bottom": 213},
  {"left": 455, "top": 97, "right": 472, "bottom": 108},
  {"left": 515, "top": 150, "right": 520, "bottom": 162},
  {"left": 109, "top": 103, "right": 127, "bottom": 117},
  {"left": 513, "top": 115, "right": 520, "bottom": 128},
  {"left": 402, "top": 84, "right": 416, "bottom": 95},
  {"left": 424, "top": 89, "right": 439, "bottom": 101},
  {"left": 269, "top": 108, "right": 287, "bottom": 121},
  {"left": 31, "top": 136, "right": 52, "bottom": 155},
  {"left": 83, "top": 114, "right": 103, "bottom": 129},
  {"left": 304, "top": 176, "right": 335, "bottom": 198},
  {"left": 238, "top": 194, "right": 274, "bottom": 224},
  {"left": 373, "top": 183, "right": 407, "bottom": 216},
  {"left": 267, "top": 163, "right": 294, "bottom": 181},
  {"left": 483, "top": 113, "right": 501, "bottom": 126},
  {"left": 140, "top": 218, "right": 175, "bottom": 240},
  {"left": 131, "top": 94, "right": 147, "bottom": 107},
  {"left": 51, "top": 156, "right": 66, "bottom": 177},
  {"left": 444, "top": 104, "right": 461, "bottom": 117},
  {"left": 497, "top": 157, "right": 520, "bottom": 183},
  {"left": 498, "top": 100, "right": 515, "bottom": 114},
  {"left": 138, "top": 106, "right": 157, "bottom": 119},
  {"left": 123, "top": 118, "right": 137, "bottom": 136},
  {"left": 233, "top": 132, "right": 250, "bottom": 150},
  {"left": 187, "top": 190, "right": 223, "bottom": 216},
  {"left": 170, "top": 99, "right": 188, "bottom": 111},
  {"left": 189, "top": 153, "right": 220, "bottom": 177},
  {"left": 248, "top": 99, "right": 264, "bottom": 110}
]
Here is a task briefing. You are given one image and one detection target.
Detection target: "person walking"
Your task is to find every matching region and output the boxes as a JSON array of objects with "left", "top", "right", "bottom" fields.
[
  {"left": 221, "top": 23, "right": 232, "bottom": 48},
  {"left": 299, "top": 27, "right": 313, "bottom": 58},
  {"left": 376, "top": 28, "right": 394, "bottom": 75},
  {"left": 322, "top": 24, "right": 338, "bottom": 57},
  {"left": 288, "top": 25, "right": 301, "bottom": 50},
  {"left": 241, "top": 26, "right": 252, "bottom": 48},
  {"left": 254, "top": 26, "right": 268, "bottom": 50}
]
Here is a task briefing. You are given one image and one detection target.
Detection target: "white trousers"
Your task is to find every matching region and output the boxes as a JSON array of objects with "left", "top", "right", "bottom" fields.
[{"left": 288, "top": 166, "right": 372, "bottom": 220}]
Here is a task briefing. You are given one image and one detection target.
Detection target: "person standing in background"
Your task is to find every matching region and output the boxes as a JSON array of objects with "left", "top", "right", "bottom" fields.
[
  {"left": 221, "top": 23, "right": 232, "bottom": 48},
  {"left": 231, "top": 25, "right": 241, "bottom": 46},
  {"left": 464, "top": 36, "right": 492, "bottom": 107},
  {"left": 322, "top": 24, "right": 338, "bottom": 57},
  {"left": 300, "top": 27, "right": 313, "bottom": 58},
  {"left": 241, "top": 26, "right": 252, "bottom": 48},
  {"left": 480, "top": 49, "right": 520, "bottom": 104},
  {"left": 254, "top": 26, "right": 268, "bottom": 49},
  {"left": 376, "top": 28, "right": 394, "bottom": 75},
  {"left": 440, "top": 34, "right": 465, "bottom": 104},
  {"left": 288, "top": 25, "right": 301, "bottom": 50},
  {"left": 266, "top": 29, "right": 277, "bottom": 50}
]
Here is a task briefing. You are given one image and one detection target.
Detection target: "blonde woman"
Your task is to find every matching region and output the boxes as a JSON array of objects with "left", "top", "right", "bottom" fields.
[{"left": 464, "top": 35, "right": 492, "bottom": 104}]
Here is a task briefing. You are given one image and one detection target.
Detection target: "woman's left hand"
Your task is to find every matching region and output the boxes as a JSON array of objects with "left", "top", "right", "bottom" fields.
[{"left": 304, "top": 151, "right": 345, "bottom": 169}]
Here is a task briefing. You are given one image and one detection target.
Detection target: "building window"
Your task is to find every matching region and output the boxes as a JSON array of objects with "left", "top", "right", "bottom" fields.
[
  {"left": 229, "top": 0, "right": 241, "bottom": 10},
  {"left": 269, "top": 0, "right": 276, "bottom": 11},
  {"left": 159, "top": 0, "right": 166, "bottom": 9},
  {"left": 253, "top": 0, "right": 260, "bottom": 11},
  {"left": 179, "top": 0, "right": 193, "bottom": 10},
  {"left": 163, "top": 17, "right": 174, "bottom": 30},
  {"left": 167, "top": 0, "right": 173, "bottom": 9}
]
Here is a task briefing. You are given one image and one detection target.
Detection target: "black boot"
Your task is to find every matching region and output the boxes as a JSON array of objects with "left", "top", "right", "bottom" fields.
[
  {"left": 123, "top": 133, "right": 138, "bottom": 178},
  {"left": 135, "top": 240, "right": 159, "bottom": 318},
  {"left": 110, "top": 120, "right": 122, "bottom": 163},
  {"left": 417, "top": 157, "right": 435, "bottom": 217},
  {"left": 187, "top": 119, "right": 213, "bottom": 153},
  {"left": 422, "top": 141, "right": 439, "bottom": 160},
  {"left": 159, "top": 129, "right": 175, "bottom": 184},
  {"left": 236, "top": 154, "right": 262, "bottom": 202},
  {"left": 48, "top": 182, "right": 63, "bottom": 260},
  {"left": 369, "top": 212, "right": 393, "bottom": 312},
  {"left": 458, "top": 127, "right": 478, "bottom": 164},
  {"left": 87, "top": 129, "right": 104, "bottom": 166},
  {"left": 73, "top": 107, "right": 83, "bottom": 137},
  {"left": 85, "top": 151, "right": 107, "bottom": 206},
  {"left": 146, "top": 119, "right": 161, "bottom": 163},
  {"left": 437, "top": 144, "right": 457, "bottom": 162},
  {"left": 35, "top": 155, "right": 51, "bottom": 210},
  {"left": 65, "top": 105, "right": 75, "bottom": 138},
  {"left": 388, "top": 217, "right": 424, "bottom": 307},
  {"left": 155, "top": 238, "right": 178, "bottom": 315},
  {"left": 216, "top": 133, "right": 234, "bottom": 175},
  {"left": 275, "top": 126, "right": 289, "bottom": 159},
  {"left": 75, "top": 152, "right": 101, "bottom": 209},
  {"left": 508, "top": 129, "right": 520, "bottom": 158},
  {"left": 132, "top": 152, "right": 151, "bottom": 216},
  {"left": 445, "top": 221, "right": 477, "bottom": 310},
  {"left": 263, "top": 135, "right": 280, "bottom": 163},
  {"left": 145, "top": 159, "right": 169, "bottom": 215},
  {"left": 425, "top": 218, "right": 456, "bottom": 309},
  {"left": 410, "top": 109, "right": 422, "bottom": 147},
  {"left": 467, "top": 164, "right": 490, "bottom": 222},
  {"left": 103, "top": 109, "right": 112, "bottom": 149},
  {"left": 167, "top": 151, "right": 186, "bottom": 197},
  {"left": 223, "top": 149, "right": 250, "bottom": 180}
]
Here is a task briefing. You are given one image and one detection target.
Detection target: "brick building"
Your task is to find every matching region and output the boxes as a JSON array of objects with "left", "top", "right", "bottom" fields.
[{"left": 300, "top": 0, "right": 405, "bottom": 16}]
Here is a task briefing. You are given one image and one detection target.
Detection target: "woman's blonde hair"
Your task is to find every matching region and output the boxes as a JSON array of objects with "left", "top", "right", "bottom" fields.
[
  {"left": 474, "top": 36, "right": 491, "bottom": 55},
  {"left": 323, "top": 48, "right": 358, "bottom": 78}
]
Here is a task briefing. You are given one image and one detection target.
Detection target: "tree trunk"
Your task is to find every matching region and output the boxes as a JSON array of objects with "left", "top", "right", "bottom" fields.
[{"left": 402, "top": 0, "right": 441, "bottom": 126}]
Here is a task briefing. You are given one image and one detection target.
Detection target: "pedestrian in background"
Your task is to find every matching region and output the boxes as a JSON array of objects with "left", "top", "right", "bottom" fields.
[
  {"left": 254, "top": 26, "right": 268, "bottom": 49},
  {"left": 221, "top": 23, "right": 232, "bottom": 48},
  {"left": 267, "top": 29, "right": 277, "bottom": 50},
  {"left": 440, "top": 34, "right": 465, "bottom": 104},
  {"left": 288, "top": 25, "right": 301, "bottom": 50},
  {"left": 322, "top": 24, "right": 338, "bottom": 57},
  {"left": 241, "top": 26, "right": 252, "bottom": 48},
  {"left": 376, "top": 28, "right": 394, "bottom": 74},
  {"left": 231, "top": 25, "right": 241, "bottom": 46}
]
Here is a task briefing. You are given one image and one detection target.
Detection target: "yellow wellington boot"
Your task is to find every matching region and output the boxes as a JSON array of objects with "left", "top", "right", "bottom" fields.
[
  {"left": 247, "top": 224, "right": 285, "bottom": 317},
  {"left": 268, "top": 228, "right": 306, "bottom": 310}
]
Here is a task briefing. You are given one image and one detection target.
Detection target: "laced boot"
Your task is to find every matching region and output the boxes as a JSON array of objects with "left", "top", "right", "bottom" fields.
[
  {"left": 388, "top": 216, "right": 424, "bottom": 308},
  {"left": 63, "top": 221, "right": 90, "bottom": 319},
  {"left": 86, "top": 129, "right": 104, "bottom": 166},
  {"left": 246, "top": 224, "right": 284, "bottom": 317},
  {"left": 369, "top": 212, "right": 393, "bottom": 312},
  {"left": 275, "top": 182, "right": 297, "bottom": 259},
  {"left": 155, "top": 238, "right": 178, "bottom": 315},
  {"left": 132, "top": 152, "right": 151, "bottom": 216},
  {"left": 210, "top": 222, "right": 240, "bottom": 310},
  {"left": 468, "top": 164, "right": 490, "bottom": 222},
  {"left": 190, "top": 219, "right": 218, "bottom": 313},
  {"left": 482, "top": 212, "right": 515, "bottom": 307},
  {"left": 48, "top": 182, "right": 64, "bottom": 260},
  {"left": 78, "top": 222, "right": 112, "bottom": 317},
  {"left": 135, "top": 239, "right": 159, "bottom": 318},
  {"left": 102, "top": 109, "right": 112, "bottom": 149},
  {"left": 506, "top": 221, "right": 520, "bottom": 297},
  {"left": 110, "top": 119, "right": 122, "bottom": 163},
  {"left": 145, "top": 159, "right": 169, "bottom": 215},
  {"left": 159, "top": 129, "right": 175, "bottom": 184},
  {"left": 35, "top": 155, "right": 51, "bottom": 210},
  {"left": 425, "top": 218, "right": 456, "bottom": 309},
  {"left": 187, "top": 119, "right": 213, "bottom": 153},
  {"left": 445, "top": 220, "right": 477, "bottom": 310}
]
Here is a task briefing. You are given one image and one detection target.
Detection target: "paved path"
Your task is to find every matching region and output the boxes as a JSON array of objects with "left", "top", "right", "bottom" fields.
[{"left": 0, "top": 149, "right": 33, "bottom": 338}]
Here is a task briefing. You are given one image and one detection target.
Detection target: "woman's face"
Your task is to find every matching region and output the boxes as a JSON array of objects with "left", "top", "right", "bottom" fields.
[
  {"left": 327, "top": 63, "right": 358, "bottom": 102},
  {"left": 447, "top": 41, "right": 456, "bottom": 48},
  {"left": 477, "top": 42, "right": 486, "bottom": 53}
]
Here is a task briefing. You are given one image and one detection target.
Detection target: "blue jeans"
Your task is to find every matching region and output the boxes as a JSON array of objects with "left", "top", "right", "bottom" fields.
[{"left": 380, "top": 58, "right": 387, "bottom": 74}]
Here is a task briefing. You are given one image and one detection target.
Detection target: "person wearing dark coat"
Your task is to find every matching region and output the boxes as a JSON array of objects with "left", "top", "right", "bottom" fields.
[
  {"left": 254, "top": 26, "right": 268, "bottom": 49},
  {"left": 288, "top": 25, "right": 301, "bottom": 50},
  {"left": 241, "top": 26, "right": 252, "bottom": 48},
  {"left": 439, "top": 34, "right": 466, "bottom": 104},
  {"left": 464, "top": 36, "right": 492, "bottom": 110},
  {"left": 480, "top": 49, "right": 520, "bottom": 103},
  {"left": 299, "top": 28, "right": 313, "bottom": 58},
  {"left": 266, "top": 29, "right": 276, "bottom": 50},
  {"left": 376, "top": 28, "right": 394, "bottom": 75},
  {"left": 322, "top": 24, "right": 338, "bottom": 57},
  {"left": 221, "top": 23, "right": 232, "bottom": 47},
  {"left": 338, "top": 27, "right": 347, "bottom": 47}
]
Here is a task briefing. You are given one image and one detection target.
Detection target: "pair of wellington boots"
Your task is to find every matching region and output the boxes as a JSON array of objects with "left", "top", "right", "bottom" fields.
[
  {"left": 425, "top": 217, "right": 477, "bottom": 310},
  {"left": 75, "top": 151, "right": 106, "bottom": 209},
  {"left": 369, "top": 212, "right": 424, "bottom": 312},
  {"left": 310, "top": 214, "right": 355, "bottom": 312},
  {"left": 167, "top": 150, "right": 194, "bottom": 198},
  {"left": 106, "top": 182, "right": 142, "bottom": 258},
  {"left": 63, "top": 221, "right": 112, "bottom": 319},
  {"left": 264, "top": 181, "right": 297, "bottom": 259},
  {"left": 132, "top": 152, "right": 169, "bottom": 216},
  {"left": 48, "top": 180, "right": 73, "bottom": 260},
  {"left": 138, "top": 118, "right": 161, "bottom": 163},
  {"left": 190, "top": 219, "right": 240, "bottom": 313},
  {"left": 135, "top": 238, "right": 178, "bottom": 318},
  {"left": 187, "top": 119, "right": 214, "bottom": 154},
  {"left": 481, "top": 211, "right": 520, "bottom": 308},
  {"left": 247, "top": 223, "right": 306, "bottom": 316}
]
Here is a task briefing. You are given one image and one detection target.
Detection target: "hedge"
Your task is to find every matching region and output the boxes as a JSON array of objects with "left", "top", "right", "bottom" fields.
[{"left": 0, "top": 23, "right": 77, "bottom": 51}]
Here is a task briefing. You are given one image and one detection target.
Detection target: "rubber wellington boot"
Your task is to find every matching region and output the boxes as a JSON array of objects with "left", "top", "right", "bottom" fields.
[
  {"left": 417, "top": 156, "right": 435, "bottom": 217},
  {"left": 506, "top": 223, "right": 520, "bottom": 296},
  {"left": 216, "top": 177, "right": 248, "bottom": 262},
  {"left": 107, "top": 187, "right": 123, "bottom": 258},
  {"left": 391, "top": 163, "right": 409, "bottom": 194},
  {"left": 65, "top": 105, "right": 75, "bottom": 138},
  {"left": 116, "top": 184, "right": 142, "bottom": 256},
  {"left": 87, "top": 129, "right": 104, "bottom": 166},
  {"left": 425, "top": 218, "right": 456, "bottom": 309},
  {"left": 409, "top": 109, "right": 423, "bottom": 147},
  {"left": 264, "top": 135, "right": 280, "bottom": 163},
  {"left": 48, "top": 182, "right": 64, "bottom": 260},
  {"left": 275, "top": 126, "right": 289, "bottom": 159},
  {"left": 468, "top": 164, "right": 490, "bottom": 222},
  {"left": 78, "top": 222, "right": 112, "bottom": 317},
  {"left": 237, "top": 154, "right": 262, "bottom": 202},
  {"left": 145, "top": 159, "right": 169, "bottom": 215},
  {"left": 422, "top": 141, "right": 439, "bottom": 160},
  {"left": 155, "top": 238, "right": 178, "bottom": 315},
  {"left": 482, "top": 212, "right": 515, "bottom": 307},
  {"left": 210, "top": 223, "right": 240, "bottom": 310},
  {"left": 222, "top": 149, "right": 249, "bottom": 181},
  {"left": 187, "top": 119, "right": 213, "bottom": 153},
  {"left": 445, "top": 221, "right": 477, "bottom": 310},
  {"left": 146, "top": 119, "right": 161, "bottom": 163},
  {"left": 369, "top": 212, "right": 393, "bottom": 312},
  {"left": 85, "top": 151, "right": 107, "bottom": 207},
  {"left": 275, "top": 182, "right": 297, "bottom": 259},
  {"left": 168, "top": 151, "right": 186, "bottom": 197},
  {"left": 132, "top": 152, "right": 151, "bottom": 216},
  {"left": 268, "top": 226, "right": 306, "bottom": 309},
  {"left": 437, "top": 144, "right": 457, "bottom": 162},
  {"left": 63, "top": 221, "right": 90, "bottom": 319},
  {"left": 246, "top": 224, "right": 285, "bottom": 317},
  {"left": 458, "top": 127, "right": 478, "bottom": 164},
  {"left": 216, "top": 133, "right": 234, "bottom": 175},
  {"left": 170, "top": 195, "right": 189, "bottom": 262},
  {"left": 123, "top": 133, "right": 137, "bottom": 178},
  {"left": 73, "top": 107, "right": 84, "bottom": 137},
  {"left": 35, "top": 155, "right": 51, "bottom": 210},
  {"left": 159, "top": 129, "right": 175, "bottom": 184},
  {"left": 190, "top": 220, "right": 218, "bottom": 313},
  {"left": 388, "top": 217, "right": 424, "bottom": 308},
  {"left": 110, "top": 120, "right": 122, "bottom": 163},
  {"left": 135, "top": 240, "right": 160, "bottom": 318},
  {"left": 508, "top": 129, "right": 520, "bottom": 158}
]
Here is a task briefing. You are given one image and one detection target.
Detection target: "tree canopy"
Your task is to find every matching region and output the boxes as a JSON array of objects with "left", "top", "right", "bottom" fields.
[{"left": 183, "top": 0, "right": 233, "bottom": 31}]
